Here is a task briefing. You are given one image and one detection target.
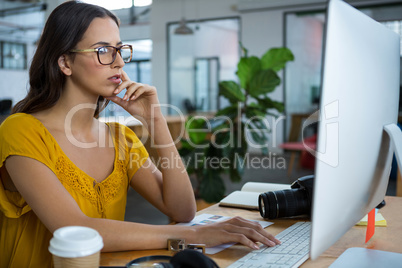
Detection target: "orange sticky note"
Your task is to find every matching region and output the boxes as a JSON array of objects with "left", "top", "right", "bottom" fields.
[{"left": 365, "top": 208, "right": 375, "bottom": 243}]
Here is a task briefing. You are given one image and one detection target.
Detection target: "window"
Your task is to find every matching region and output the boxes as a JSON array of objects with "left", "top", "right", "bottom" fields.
[
  {"left": 124, "top": 60, "right": 151, "bottom": 85},
  {"left": 81, "top": 0, "right": 152, "bottom": 10},
  {"left": 168, "top": 17, "right": 240, "bottom": 115},
  {"left": 134, "top": 0, "right": 152, "bottom": 7},
  {"left": 284, "top": 11, "right": 325, "bottom": 141},
  {"left": 0, "top": 41, "right": 27, "bottom": 70},
  {"left": 284, "top": 4, "right": 402, "bottom": 141},
  {"left": 194, "top": 57, "right": 220, "bottom": 112},
  {"left": 125, "top": 39, "right": 152, "bottom": 85}
]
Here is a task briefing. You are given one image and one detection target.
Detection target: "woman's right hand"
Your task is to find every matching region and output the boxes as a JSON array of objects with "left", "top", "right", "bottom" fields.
[
  {"left": 105, "top": 70, "right": 162, "bottom": 125},
  {"left": 190, "top": 216, "right": 281, "bottom": 250}
]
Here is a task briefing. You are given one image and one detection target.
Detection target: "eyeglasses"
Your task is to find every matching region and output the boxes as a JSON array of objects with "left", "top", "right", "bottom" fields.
[{"left": 70, "top": 44, "right": 133, "bottom": 65}]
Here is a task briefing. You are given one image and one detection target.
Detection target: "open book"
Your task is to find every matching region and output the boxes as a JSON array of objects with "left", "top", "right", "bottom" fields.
[{"left": 219, "top": 182, "right": 291, "bottom": 210}]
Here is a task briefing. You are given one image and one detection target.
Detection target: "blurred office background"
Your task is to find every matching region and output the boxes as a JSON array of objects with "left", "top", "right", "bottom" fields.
[{"left": 0, "top": 0, "right": 401, "bottom": 223}]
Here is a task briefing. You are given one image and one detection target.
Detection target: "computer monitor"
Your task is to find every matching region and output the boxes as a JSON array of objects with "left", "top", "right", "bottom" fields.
[{"left": 309, "top": 0, "right": 401, "bottom": 260}]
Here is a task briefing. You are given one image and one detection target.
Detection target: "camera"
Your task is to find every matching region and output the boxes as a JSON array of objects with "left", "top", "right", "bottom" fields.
[{"left": 258, "top": 175, "right": 314, "bottom": 219}]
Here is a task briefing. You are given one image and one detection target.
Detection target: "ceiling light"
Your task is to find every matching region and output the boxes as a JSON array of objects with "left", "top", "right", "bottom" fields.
[
  {"left": 174, "top": 0, "right": 193, "bottom": 35},
  {"left": 174, "top": 17, "right": 193, "bottom": 35}
]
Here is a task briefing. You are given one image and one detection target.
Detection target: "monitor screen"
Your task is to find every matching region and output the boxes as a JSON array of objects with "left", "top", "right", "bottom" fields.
[{"left": 309, "top": 0, "right": 400, "bottom": 260}]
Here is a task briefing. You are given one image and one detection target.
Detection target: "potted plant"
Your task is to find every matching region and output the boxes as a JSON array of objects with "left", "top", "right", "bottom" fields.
[{"left": 179, "top": 45, "right": 294, "bottom": 203}]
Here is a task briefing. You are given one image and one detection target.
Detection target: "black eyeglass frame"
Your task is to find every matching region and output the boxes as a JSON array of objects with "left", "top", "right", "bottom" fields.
[{"left": 70, "top": 44, "right": 133, "bottom": 65}]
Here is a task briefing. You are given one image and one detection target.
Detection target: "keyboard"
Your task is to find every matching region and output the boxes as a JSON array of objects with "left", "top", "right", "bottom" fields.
[{"left": 228, "top": 221, "right": 311, "bottom": 268}]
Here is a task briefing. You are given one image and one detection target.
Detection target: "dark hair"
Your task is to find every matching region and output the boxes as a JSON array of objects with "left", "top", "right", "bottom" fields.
[{"left": 12, "top": 0, "right": 119, "bottom": 117}]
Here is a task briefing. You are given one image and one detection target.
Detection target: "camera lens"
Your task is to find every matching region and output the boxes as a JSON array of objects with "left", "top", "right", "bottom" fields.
[{"left": 259, "top": 189, "right": 310, "bottom": 219}]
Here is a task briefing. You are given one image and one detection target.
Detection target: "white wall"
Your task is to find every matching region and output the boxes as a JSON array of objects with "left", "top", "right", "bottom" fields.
[{"left": 0, "top": 69, "right": 29, "bottom": 106}]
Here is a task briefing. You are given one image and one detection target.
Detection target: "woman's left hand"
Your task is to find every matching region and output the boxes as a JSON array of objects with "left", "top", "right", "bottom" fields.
[{"left": 105, "top": 70, "right": 162, "bottom": 124}]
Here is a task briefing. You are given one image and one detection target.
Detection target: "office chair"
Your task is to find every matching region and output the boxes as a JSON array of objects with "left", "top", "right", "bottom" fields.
[{"left": 0, "top": 99, "right": 12, "bottom": 115}]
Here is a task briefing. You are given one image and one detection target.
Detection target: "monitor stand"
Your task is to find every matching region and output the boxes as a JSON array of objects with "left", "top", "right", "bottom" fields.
[
  {"left": 384, "top": 124, "right": 402, "bottom": 174},
  {"left": 330, "top": 124, "right": 402, "bottom": 267},
  {"left": 329, "top": 248, "right": 402, "bottom": 268}
]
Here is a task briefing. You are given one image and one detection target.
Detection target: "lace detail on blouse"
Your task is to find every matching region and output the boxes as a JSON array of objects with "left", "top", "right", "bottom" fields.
[{"left": 54, "top": 155, "right": 127, "bottom": 216}]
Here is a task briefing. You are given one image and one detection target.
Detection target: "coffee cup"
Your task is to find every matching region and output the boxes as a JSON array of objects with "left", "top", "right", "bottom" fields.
[{"left": 49, "top": 226, "right": 103, "bottom": 268}]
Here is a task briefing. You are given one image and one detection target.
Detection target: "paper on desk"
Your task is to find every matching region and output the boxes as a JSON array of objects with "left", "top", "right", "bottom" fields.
[
  {"left": 176, "top": 213, "right": 273, "bottom": 254},
  {"left": 356, "top": 212, "right": 387, "bottom": 227}
]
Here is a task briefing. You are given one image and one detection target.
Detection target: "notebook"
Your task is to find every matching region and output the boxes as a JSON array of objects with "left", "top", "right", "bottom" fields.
[{"left": 219, "top": 182, "right": 291, "bottom": 210}]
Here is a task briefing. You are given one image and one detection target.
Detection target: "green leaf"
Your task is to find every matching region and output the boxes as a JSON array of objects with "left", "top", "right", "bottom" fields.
[
  {"left": 248, "top": 128, "right": 268, "bottom": 144},
  {"left": 261, "top": 47, "right": 294, "bottom": 72},
  {"left": 227, "top": 147, "right": 246, "bottom": 183},
  {"left": 219, "top": 81, "right": 245, "bottom": 103},
  {"left": 234, "top": 154, "right": 245, "bottom": 176},
  {"left": 274, "top": 102, "right": 285, "bottom": 113},
  {"left": 211, "top": 122, "right": 230, "bottom": 133},
  {"left": 257, "top": 98, "right": 285, "bottom": 113},
  {"left": 237, "top": 56, "right": 261, "bottom": 89},
  {"left": 204, "top": 143, "right": 223, "bottom": 165},
  {"left": 215, "top": 104, "right": 239, "bottom": 120},
  {"left": 179, "top": 139, "right": 192, "bottom": 150},
  {"left": 181, "top": 147, "right": 206, "bottom": 172},
  {"left": 248, "top": 69, "right": 280, "bottom": 97},
  {"left": 245, "top": 105, "right": 267, "bottom": 119},
  {"left": 199, "top": 169, "right": 226, "bottom": 203},
  {"left": 222, "top": 139, "right": 234, "bottom": 160},
  {"left": 261, "top": 147, "right": 269, "bottom": 155},
  {"left": 245, "top": 117, "right": 270, "bottom": 131},
  {"left": 246, "top": 126, "right": 270, "bottom": 155},
  {"left": 178, "top": 139, "right": 194, "bottom": 156},
  {"left": 232, "top": 124, "right": 248, "bottom": 156},
  {"left": 221, "top": 130, "right": 247, "bottom": 166},
  {"left": 213, "top": 131, "right": 232, "bottom": 152},
  {"left": 185, "top": 117, "right": 209, "bottom": 145},
  {"left": 248, "top": 102, "right": 259, "bottom": 107},
  {"left": 246, "top": 121, "right": 269, "bottom": 139},
  {"left": 229, "top": 168, "right": 242, "bottom": 183}
]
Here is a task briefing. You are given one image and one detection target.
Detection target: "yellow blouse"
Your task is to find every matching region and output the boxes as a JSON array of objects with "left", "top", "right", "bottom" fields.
[{"left": 0, "top": 113, "right": 148, "bottom": 268}]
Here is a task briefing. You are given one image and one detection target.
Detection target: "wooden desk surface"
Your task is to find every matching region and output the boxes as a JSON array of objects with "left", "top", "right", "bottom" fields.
[{"left": 100, "top": 196, "right": 402, "bottom": 267}]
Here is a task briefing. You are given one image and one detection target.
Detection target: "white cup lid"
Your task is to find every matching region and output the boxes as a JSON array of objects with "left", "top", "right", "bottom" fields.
[{"left": 48, "top": 226, "right": 103, "bottom": 258}]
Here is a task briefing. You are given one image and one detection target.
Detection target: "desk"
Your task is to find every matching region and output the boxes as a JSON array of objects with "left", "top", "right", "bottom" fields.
[{"left": 100, "top": 196, "right": 402, "bottom": 267}]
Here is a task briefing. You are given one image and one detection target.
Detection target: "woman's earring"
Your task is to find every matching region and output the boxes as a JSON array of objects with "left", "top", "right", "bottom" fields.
[{"left": 59, "top": 55, "right": 72, "bottom": 76}]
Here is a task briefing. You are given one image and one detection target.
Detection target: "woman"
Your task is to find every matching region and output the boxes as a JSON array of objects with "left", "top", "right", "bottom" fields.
[{"left": 0, "top": 1, "right": 280, "bottom": 267}]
